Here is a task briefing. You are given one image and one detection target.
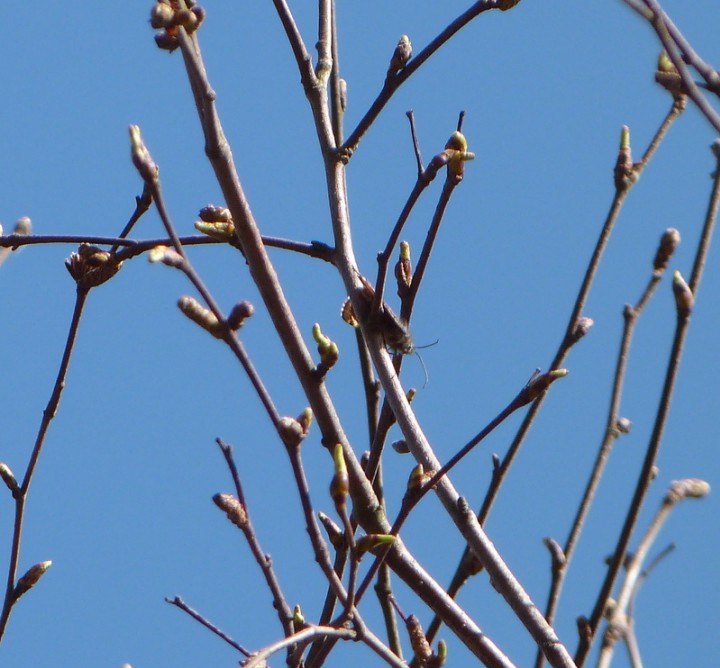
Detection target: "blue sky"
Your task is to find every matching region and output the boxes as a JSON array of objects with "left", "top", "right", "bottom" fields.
[{"left": 1, "top": 2, "right": 719, "bottom": 666}]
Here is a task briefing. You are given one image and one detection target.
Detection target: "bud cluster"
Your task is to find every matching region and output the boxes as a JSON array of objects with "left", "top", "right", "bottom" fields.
[
  {"left": 150, "top": 1, "right": 206, "bottom": 52},
  {"left": 195, "top": 205, "right": 235, "bottom": 241},
  {"left": 65, "top": 244, "right": 122, "bottom": 289}
]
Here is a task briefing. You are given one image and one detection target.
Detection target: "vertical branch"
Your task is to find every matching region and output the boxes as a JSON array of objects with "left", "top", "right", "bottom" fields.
[
  {"left": 534, "top": 229, "right": 678, "bottom": 668},
  {"left": 328, "top": 1, "right": 344, "bottom": 145},
  {"left": 0, "top": 285, "right": 89, "bottom": 641},
  {"left": 426, "top": 106, "right": 683, "bottom": 649},
  {"left": 316, "top": 0, "right": 332, "bottom": 85},
  {"left": 400, "top": 176, "right": 458, "bottom": 320},
  {"left": 574, "top": 144, "right": 720, "bottom": 666},
  {"left": 597, "top": 480, "right": 709, "bottom": 668},
  {"left": 215, "top": 439, "right": 295, "bottom": 638}
]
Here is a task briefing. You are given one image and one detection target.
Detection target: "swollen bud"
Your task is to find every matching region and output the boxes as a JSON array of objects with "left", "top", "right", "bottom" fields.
[
  {"left": 518, "top": 368, "right": 568, "bottom": 406},
  {"left": 199, "top": 205, "right": 232, "bottom": 223},
  {"left": 195, "top": 205, "right": 235, "bottom": 240},
  {"left": 278, "top": 416, "right": 305, "bottom": 448},
  {"left": 614, "top": 125, "right": 636, "bottom": 191},
  {"left": 312, "top": 323, "right": 339, "bottom": 376},
  {"left": 13, "top": 561, "right": 52, "bottom": 601},
  {"left": 429, "top": 639, "right": 448, "bottom": 667},
  {"left": 194, "top": 220, "right": 236, "bottom": 241},
  {"left": 543, "top": 537, "right": 567, "bottom": 570},
  {"left": 443, "top": 131, "right": 475, "bottom": 182},
  {"left": 150, "top": 2, "right": 174, "bottom": 29},
  {"left": 296, "top": 408, "right": 313, "bottom": 436},
  {"left": 212, "top": 493, "right": 248, "bottom": 529},
  {"left": 655, "top": 51, "right": 685, "bottom": 97},
  {"left": 177, "top": 296, "right": 224, "bottom": 338},
  {"left": 14, "top": 217, "right": 32, "bottom": 236},
  {"left": 394, "top": 240, "right": 413, "bottom": 294},
  {"left": 293, "top": 604, "right": 306, "bottom": 630},
  {"left": 65, "top": 245, "right": 122, "bottom": 289},
  {"left": 391, "top": 439, "right": 410, "bottom": 454},
  {"left": 0, "top": 463, "right": 19, "bottom": 493},
  {"left": 129, "top": 125, "right": 159, "bottom": 185},
  {"left": 406, "top": 614, "right": 433, "bottom": 665},
  {"left": 329, "top": 444, "right": 349, "bottom": 513},
  {"left": 616, "top": 417, "right": 632, "bottom": 434},
  {"left": 407, "top": 463, "right": 425, "bottom": 491},
  {"left": 387, "top": 35, "right": 412, "bottom": 77},
  {"left": 354, "top": 533, "right": 396, "bottom": 557},
  {"left": 666, "top": 478, "right": 710, "bottom": 503},
  {"left": 568, "top": 316, "right": 594, "bottom": 346},
  {"left": 227, "top": 301, "right": 254, "bottom": 330},
  {"left": 148, "top": 245, "right": 184, "bottom": 268},
  {"left": 154, "top": 31, "right": 179, "bottom": 52},
  {"left": 672, "top": 270, "right": 693, "bottom": 317},
  {"left": 653, "top": 228, "right": 681, "bottom": 276}
]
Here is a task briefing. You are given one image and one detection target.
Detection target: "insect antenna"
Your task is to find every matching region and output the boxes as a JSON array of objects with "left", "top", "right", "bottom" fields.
[
  {"left": 414, "top": 349, "right": 430, "bottom": 389},
  {"left": 414, "top": 338, "right": 439, "bottom": 350}
]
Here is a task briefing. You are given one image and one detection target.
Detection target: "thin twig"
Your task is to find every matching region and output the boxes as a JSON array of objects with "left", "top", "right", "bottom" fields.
[
  {"left": 357, "top": 369, "right": 565, "bottom": 609},
  {"left": 534, "top": 229, "right": 674, "bottom": 668},
  {"left": 376, "top": 564, "right": 403, "bottom": 659},
  {"left": 0, "top": 286, "right": 89, "bottom": 641},
  {"left": 355, "top": 328, "right": 380, "bottom": 447},
  {"left": 270, "top": 0, "right": 315, "bottom": 93},
  {"left": 283, "top": 442, "right": 356, "bottom": 622},
  {"left": 407, "top": 112, "right": 424, "bottom": 177},
  {"left": 401, "top": 175, "right": 458, "bottom": 320},
  {"left": 0, "top": 233, "right": 336, "bottom": 264},
  {"left": 426, "top": 107, "right": 682, "bottom": 649},
  {"left": 628, "top": 543, "right": 675, "bottom": 619},
  {"left": 597, "top": 483, "right": 704, "bottom": 668},
  {"left": 305, "top": 546, "right": 348, "bottom": 666},
  {"left": 575, "top": 141, "right": 720, "bottom": 666},
  {"left": 174, "top": 22, "right": 512, "bottom": 664},
  {"left": 111, "top": 183, "right": 153, "bottom": 253},
  {"left": 342, "top": 0, "right": 510, "bottom": 156},
  {"left": 371, "top": 144, "right": 452, "bottom": 319},
  {"left": 478, "top": 107, "right": 683, "bottom": 524},
  {"left": 130, "top": 140, "right": 284, "bottom": 427},
  {"left": 215, "top": 439, "right": 294, "bottom": 638},
  {"left": 329, "top": 0, "right": 344, "bottom": 145},
  {"left": 247, "top": 622, "right": 408, "bottom": 668},
  {"left": 166, "top": 595, "right": 250, "bottom": 655},
  {"left": 622, "top": 0, "right": 720, "bottom": 134}
]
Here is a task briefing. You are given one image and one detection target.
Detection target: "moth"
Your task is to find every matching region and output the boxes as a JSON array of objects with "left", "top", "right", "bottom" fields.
[
  {"left": 341, "top": 275, "right": 434, "bottom": 386},
  {"left": 341, "top": 275, "right": 415, "bottom": 355}
]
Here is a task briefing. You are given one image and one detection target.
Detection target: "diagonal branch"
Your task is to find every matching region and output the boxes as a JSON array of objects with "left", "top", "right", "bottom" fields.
[
  {"left": 574, "top": 138, "right": 720, "bottom": 667},
  {"left": 342, "top": 0, "right": 515, "bottom": 156}
]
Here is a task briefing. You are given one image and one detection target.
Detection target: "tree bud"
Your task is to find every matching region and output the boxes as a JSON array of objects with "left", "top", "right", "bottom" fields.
[
  {"left": 212, "top": 493, "right": 248, "bottom": 529},
  {"left": 672, "top": 270, "right": 693, "bottom": 317},
  {"left": 653, "top": 228, "right": 680, "bottom": 275},
  {"left": 387, "top": 35, "right": 412, "bottom": 77},
  {"left": 177, "top": 296, "right": 224, "bottom": 338},
  {"left": 666, "top": 478, "right": 710, "bottom": 503},
  {"left": 0, "top": 463, "right": 19, "bottom": 492},
  {"left": 227, "top": 301, "right": 254, "bottom": 330},
  {"left": 14, "top": 561, "right": 52, "bottom": 601},
  {"left": 329, "top": 444, "right": 349, "bottom": 513},
  {"left": 65, "top": 244, "right": 122, "bottom": 289}
]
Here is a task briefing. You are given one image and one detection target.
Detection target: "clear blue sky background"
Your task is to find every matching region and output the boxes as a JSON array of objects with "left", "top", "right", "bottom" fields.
[{"left": 1, "top": 2, "right": 719, "bottom": 667}]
